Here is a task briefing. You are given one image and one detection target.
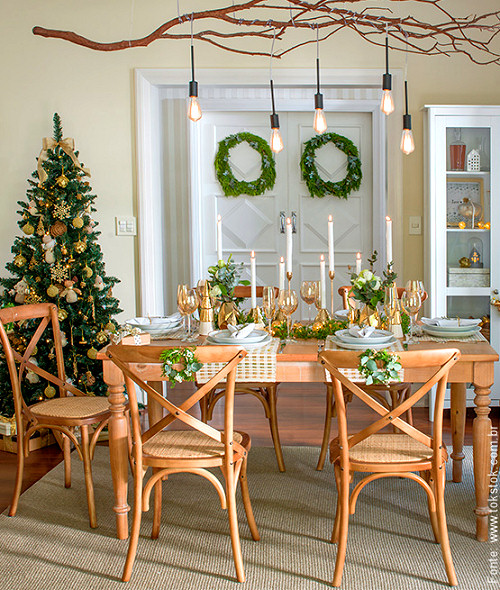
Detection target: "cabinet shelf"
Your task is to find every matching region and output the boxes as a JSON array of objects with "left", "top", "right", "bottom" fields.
[
  {"left": 446, "top": 228, "right": 490, "bottom": 233},
  {"left": 446, "top": 170, "right": 490, "bottom": 176},
  {"left": 445, "top": 287, "right": 490, "bottom": 296}
]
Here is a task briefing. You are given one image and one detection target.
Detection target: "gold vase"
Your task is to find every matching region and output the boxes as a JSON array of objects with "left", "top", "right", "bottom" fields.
[
  {"left": 218, "top": 302, "right": 238, "bottom": 329},
  {"left": 359, "top": 304, "right": 381, "bottom": 328}
]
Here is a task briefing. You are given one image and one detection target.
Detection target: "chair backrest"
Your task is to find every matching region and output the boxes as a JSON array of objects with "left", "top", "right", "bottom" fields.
[
  {"left": 234, "top": 286, "right": 279, "bottom": 299},
  {"left": 319, "top": 349, "right": 460, "bottom": 463},
  {"left": 107, "top": 345, "right": 247, "bottom": 466},
  {"left": 0, "top": 303, "right": 85, "bottom": 421},
  {"left": 338, "top": 285, "right": 428, "bottom": 310}
]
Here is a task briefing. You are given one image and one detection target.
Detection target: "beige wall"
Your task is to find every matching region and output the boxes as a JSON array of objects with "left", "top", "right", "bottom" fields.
[{"left": 1, "top": 1, "right": 499, "bottom": 318}]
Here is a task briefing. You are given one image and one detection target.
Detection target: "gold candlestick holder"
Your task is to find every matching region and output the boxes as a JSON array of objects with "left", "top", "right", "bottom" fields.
[
  {"left": 248, "top": 306, "right": 265, "bottom": 328},
  {"left": 384, "top": 282, "right": 403, "bottom": 338},
  {"left": 329, "top": 270, "right": 335, "bottom": 316}
]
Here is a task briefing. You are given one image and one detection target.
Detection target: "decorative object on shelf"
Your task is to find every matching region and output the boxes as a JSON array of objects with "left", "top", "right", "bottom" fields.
[
  {"left": 187, "top": 16, "right": 202, "bottom": 122},
  {"left": 466, "top": 149, "right": 480, "bottom": 172},
  {"left": 380, "top": 26, "right": 394, "bottom": 115},
  {"left": 300, "top": 132, "right": 362, "bottom": 199},
  {"left": 268, "top": 28, "right": 283, "bottom": 154},
  {"left": 446, "top": 178, "right": 484, "bottom": 226},
  {"left": 468, "top": 237, "right": 484, "bottom": 268},
  {"left": 477, "top": 136, "right": 490, "bottom": 171},
  {"left": 458, "top": 221, "right": 466, "bottom": 229},
  {"left": 449, "top": 128, "right": 466, "bottom": 171},
  {"left": 491, "top": 297, "right": 500, "bottom": 313},
  {"left": 198, "top": 281, "right": 214, "bottom": 336},
  {"left": 313, "top": 24, "right": 327, "bottom": 134},
  {"left": 485, "top": 222, "right": 491, "bottom": 230},
  {"left": 459, "top": 257, "right": 471, "bottom": 268},
  {"left": 358, "top": 349, "right": 402, "bottom": 386},
  {"left": 160, "top": 347, "right": 203, "bottom": 387},
  {"left": 448, "top": 267, "right": 489, "bottom": 287},
  {"left": 214, "top": 132, "right": 276, "bottom": 197}
]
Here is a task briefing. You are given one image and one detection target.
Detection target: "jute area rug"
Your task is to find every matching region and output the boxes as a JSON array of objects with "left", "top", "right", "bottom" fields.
[{"left": 0, "top": 446, "right": 496, "bottom": 589}]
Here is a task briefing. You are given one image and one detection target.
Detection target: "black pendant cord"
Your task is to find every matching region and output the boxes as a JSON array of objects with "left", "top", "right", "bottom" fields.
[
  {"left": 385, "top": 33, "right": 389, "bottom": 74},
  {"left": 316, "top": 57, "right": 320, "bottom": 94},
  {"left": 190, "top": 44, "right": 195, "bottom": 82},
  {"left": 404, "top": 80, "right": 409, "bottom": 116},
  {"left": 270, "top": 79, "right": 276, "bottom": 115}
]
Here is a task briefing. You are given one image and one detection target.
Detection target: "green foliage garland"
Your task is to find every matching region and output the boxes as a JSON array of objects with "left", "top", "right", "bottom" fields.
[
  {"left": 160, "top": 347, "right": 203, "bottom": 387},
  {"left": 272, "top": 318, "right": 348, "bottom": 341},
  {"left": 214, "top": 132, "right": 276, "bottom": 197},
  {"left": 300, "top": 132, "right": 362, "bottom": 199},
  {"left": 358, "top": 349, "right": 402, "bottom": 386}
]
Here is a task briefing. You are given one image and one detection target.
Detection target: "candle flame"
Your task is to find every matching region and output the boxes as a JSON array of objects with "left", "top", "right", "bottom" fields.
[
  {"left": 356, "top": 252, "right": 361, "bottom": 259},
  {"left": 251, "top": 250, "right": 255, "bottom": 258},
  {"left": 286, "top": 217, "right": 291, "bottom": 224},
  {"left": 328, "top": 215, "right": 333, "bottom": 222},
  {"left": 385, "top": 216, "right": 391, "bottom": 222},
  {"left": 280, "top": 256, "right": 284, "bottom": 263},
  {"left": 217, "top": 214, "right": 221, "bottom": 222},
  {"left": 320, "top": 254, "right": 325, "bottom": 261}
]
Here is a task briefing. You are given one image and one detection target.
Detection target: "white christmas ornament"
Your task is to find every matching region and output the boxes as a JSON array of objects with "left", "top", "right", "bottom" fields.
[
  {"left": 94, "top": 275, "right": 104, "bottom": 291},
  {"left": 10, "top": 277, "right": 29, "bottom": 304},
  {"left": 26, "top": 358, "right": 40, "bottom": 384},
  {"left": 42, "top": 234, "right": 57, "bottom": 264}
]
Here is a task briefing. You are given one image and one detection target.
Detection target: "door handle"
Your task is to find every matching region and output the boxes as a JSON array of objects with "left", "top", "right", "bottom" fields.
[
  {"left": 291, "top": 211, "right": 297, "bottom": 234},
  {"left": 280, "top": 211, "right": 286, "bottom": 233}
]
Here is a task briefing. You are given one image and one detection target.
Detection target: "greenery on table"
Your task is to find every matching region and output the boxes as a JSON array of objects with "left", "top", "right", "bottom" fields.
[
  {"left": 214, "top": 132, "right": 276, "bottom": 197},
  {"left": 160, "top": 347, "right": 203, "bottom": 387},
  {"left": 208, "top": 255, "right": 249, "bottom": 305},
  {"left": 300, "top": 132, "right": 362, "bottom": 199},
  {"left": 350, "top": 251, "right": 397, "bottom": 308},
  {"left": 358, "top": 349, "right": 402, "bottom": 386},
  {"left": 272, "top": 318, "right": 348, "bottom": 341}
]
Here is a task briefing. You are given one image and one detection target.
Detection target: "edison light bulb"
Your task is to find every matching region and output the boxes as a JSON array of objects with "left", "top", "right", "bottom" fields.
[
  {"left": 313, "top": 108, "right": 327, "bottom": 134},
  {"left": 187, "top": 96, "right": 202, "bottom": 122},
  {"left": 400, "top": 128, "right": 415, "bottom": 155},
  {"left": 380, "top": 90, "right": 395, "bottom": 115},
  {"left": 270, "top": 128, "right": 284, "bottom": 153}
]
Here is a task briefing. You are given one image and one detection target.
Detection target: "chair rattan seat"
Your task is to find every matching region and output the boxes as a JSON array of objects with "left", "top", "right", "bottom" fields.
[
  {"left": 143, "top": 429, "right": 247, "bottom": 460},
  {"left": 30, "top": 396, "right": 110, "bottom": 419},
  {"left": 332, "top": 433, "right": 435, "bottom": 464}
]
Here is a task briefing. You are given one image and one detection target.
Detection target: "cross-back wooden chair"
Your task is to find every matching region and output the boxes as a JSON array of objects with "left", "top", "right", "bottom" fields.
[
  {"left": 106, "top": 344, "right": 260, "bottom": 583},
  {"left": 0, "top": 303, "right": 110, "bottom": 528},
  {"left": 315, "top": 285, "right": 428, "bottom": 470},
  {"left": 200, "top": 284, "right": 285, "bottom": 471},
  {"left": 319, "top": 348, "right": 460, "bottom": 587}
]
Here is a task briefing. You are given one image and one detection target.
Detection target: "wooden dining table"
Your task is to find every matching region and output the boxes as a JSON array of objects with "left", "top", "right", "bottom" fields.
[{"left": 97, "top": 337, "right": 498, "bottom": 543}]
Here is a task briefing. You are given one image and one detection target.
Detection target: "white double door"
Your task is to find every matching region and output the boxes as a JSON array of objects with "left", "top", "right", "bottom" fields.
[{"left": 195, "top": 110, "right": 375, "bottom": 316}]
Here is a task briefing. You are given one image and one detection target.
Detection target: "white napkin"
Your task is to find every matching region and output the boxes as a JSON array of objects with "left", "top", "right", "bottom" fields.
[
  {"left": 421, "top": 317, "right": 481, "bottom": 328},
  {"left": 348, "top": 326, "right": 376, "bottom": 338},
  {"left": 227, "top": 323, "right": 256, "bottom": 340}
]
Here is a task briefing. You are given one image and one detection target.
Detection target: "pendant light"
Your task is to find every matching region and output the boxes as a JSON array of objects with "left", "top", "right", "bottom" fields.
[
  {"left": 380, "top": 28, "right": 394, "bottom": 116},
  {"left": 187, "top": 15, "right": 202, "bottom": 122},
  {"left": 269, "top": 28, "right": 283, "bottom": 153},
  {"left": 313, "top": 25, "right": 327, "bottom": 134},
  {"left": 401, "top": 37, "right": 414, "bottom": 154}
]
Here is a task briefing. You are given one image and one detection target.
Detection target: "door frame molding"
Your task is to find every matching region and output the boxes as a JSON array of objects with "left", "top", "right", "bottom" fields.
[{"left": 135, "top": 68, "right": 401, "bottom": 315}]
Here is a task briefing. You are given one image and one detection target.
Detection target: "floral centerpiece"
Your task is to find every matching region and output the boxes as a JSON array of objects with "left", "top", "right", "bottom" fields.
[{"left": 207, "top": 255, "right": 249, "bottom": 327}]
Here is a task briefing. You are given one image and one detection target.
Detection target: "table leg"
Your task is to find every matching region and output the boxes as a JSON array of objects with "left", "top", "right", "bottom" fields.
[
  {"left": 108, "top": 383, "right": 131, "bottom": 540},
  {"left": 472, "top": 370, "right": 493, "bottom": 542},
  {"left": 450, "top": 383, "right": 466, "bottom": 483}
]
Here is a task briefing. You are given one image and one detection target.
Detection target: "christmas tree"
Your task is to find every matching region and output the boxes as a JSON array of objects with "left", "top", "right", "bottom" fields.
[{"left": 0, "top": 113, "right": 121, "bottom": 417}]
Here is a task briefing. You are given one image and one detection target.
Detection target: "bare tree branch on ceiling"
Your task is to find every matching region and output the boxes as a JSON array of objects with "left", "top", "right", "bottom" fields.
[{"left": 32, "top": 0, "right": 500, "bottom": 65}]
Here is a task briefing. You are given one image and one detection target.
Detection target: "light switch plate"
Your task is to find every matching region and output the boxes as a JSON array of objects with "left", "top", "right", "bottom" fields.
[
  {"left": 115, "top": 216, "right": 137, "bottom": 236},
  {"left": 409, "top": 215, "right": 422, "bottom": 235}
]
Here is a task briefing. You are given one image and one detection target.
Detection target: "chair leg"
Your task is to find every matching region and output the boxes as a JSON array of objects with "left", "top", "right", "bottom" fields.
[
  {"left": 8, "top": 435, "right": 25, "bottom": 517},
  {"left": 421, "top": 471, "right": 440, "bottom": 543},
  {"left": 331, "top": 463, "right": 341, "bottom": 544},
  {"left": 151, "top": 467, "right": 162, "bottom": 540},
  {"left": 267, "top": 385, "right": 285, "bottom": 472},
  {"left": 239, "top": 455, "right": 260, "bottom": 541},
  {"left": 63, "top": 432, "right": 72, "bottom": 488},
  {"left": 80, "top": 425, "right": 97, "bottom": 529},
  {"left": 225, "top": 462, "right": 245, "bottom": 583},
  {"left": 435, "top": 466, "right": 458, "bottom": 586},
  {"left": 317, "top": 384, "right": 334, "bottom": 471},
  {"left": 122, "top": 469, "right": 144, "bottom": 582},
  {"left": 332, "top": 467, "right": 350, "bottom": 587}
]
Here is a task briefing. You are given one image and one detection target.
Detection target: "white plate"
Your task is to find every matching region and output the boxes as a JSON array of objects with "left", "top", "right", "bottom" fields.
[
  {"left": 206, "top": 333, "right": 272, "bottom": 349},
  {"left": 335, "top": 329, "right": 394, "bottom": 345},
  {"left": 208, "top": 329, "right": 268, "bottom": 344},
  {"left": 126, "top": 315, "right": 182, "bottom": 333},
  {"left": 421, "top": 318, "right": 481, "bottom": 329},
  {"left": 422, "top": 326, "right": 481, "bottom": 338},
  {"left": 329, "top": 335, "right": 396, "bottom": 350},
  {"left": 333, "top": 309, "right": 349, "bottom": 320},
  {"left": 421, "top": 323, "right": 480, "bottom": 334}
]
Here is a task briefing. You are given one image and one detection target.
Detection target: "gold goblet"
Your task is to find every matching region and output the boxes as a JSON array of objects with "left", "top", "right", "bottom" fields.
[{"left": 278, "top": 289, "right": 298, "bottom": 343}]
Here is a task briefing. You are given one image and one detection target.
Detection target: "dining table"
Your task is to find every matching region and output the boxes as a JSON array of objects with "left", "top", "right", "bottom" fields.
[{"left": 97, "top": 335, "right": 498, "bottom": 543}]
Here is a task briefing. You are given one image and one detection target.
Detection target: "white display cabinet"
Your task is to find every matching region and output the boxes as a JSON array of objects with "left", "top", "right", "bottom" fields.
[{"left": 424, "top": 105, "right": 500, "bottom": 408}]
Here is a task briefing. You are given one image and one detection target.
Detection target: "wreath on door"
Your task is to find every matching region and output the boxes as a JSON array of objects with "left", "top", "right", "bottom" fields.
[
  {"left": 214, "top": 132, "right": 276, "bottom": 197},
  {"left": 300, "top": 132, "right": 362, "bottom": 199}
]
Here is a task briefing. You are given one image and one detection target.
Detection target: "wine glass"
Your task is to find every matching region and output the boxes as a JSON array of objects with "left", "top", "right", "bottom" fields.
[
  {"left": 300, "top": 281, "right": 318, "bottom": 325},
  {"left": 177, "top": 285, "right": 199, "bottom": 341},
  {"left": 262, "top": 286, "right": 276, "bottom": 334},
  {"left": 277, "top": 289, "right": 298, "bottom": 343},
  {"left": 400, "top": 290, "right": 422, "bottom": 344},
  {"left": 405, "top": 280, "right": 425, "bottom": 300}
]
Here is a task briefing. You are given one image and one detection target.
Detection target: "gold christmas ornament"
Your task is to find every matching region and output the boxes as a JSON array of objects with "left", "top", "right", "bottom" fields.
[
  {"left": 96, "top": 330, "right": 108, "bottom": 344},
  {"left": 105, "top": 321, "right": 116, "bottom": 333},
  {"left": 35, "top": 276, "right": 41, "bottom": 282},
  {"left": 29, "top": 255, "right": 37, "bottom": 270},
  {"left": 53, "top": 202, "right": 71, "bottom": 219},
  {"left": 312, "top": 321, "right": 324, "bottom": 332},
  {"left": 61, "top": 245, "right": 68, "bottom": 255},
  {"left": 57, "top": 308, "right": 68, "bottom": 321},
  {"left": 72, "top": 217, "right": 84, "bottom": 229},
  {"left": 14, "top": 254, "right": 27, "bottom": 267},
  {"left": 87, "top": 347, "right": 98, "bottom": 360},
  {"left": 47, "top": 284, "right": 60, "bottom": 298},
  {"left": 56, "top": 173, "right": 69, "bottom": 188},
  {"left": 22, "top": 223, "right": 35, "bottom": 235},
  {"left": 76, "top": 193, "right": 83, "bottom": 200},
  {"left": 459, "top": 257, "right": 471, "bottom": 268},
  {"left": 50, "top": 221, "right": 67, "bottom": 237},
  {"left": 73, "top": 238, "right": 87, "bottom": 254},
  {"left": 24, "top": 291, "right": 43, "bottom": 304},
  {"left": 82, "top": 265, "right": 93, "bottom": 278},
  {"left": 50, "top": 261, "right": 69, "bottom": 283},
  {"left": 36, "top": 218, "right": 45, "bottom": 236},
  {"left": 44, "top": 385, "right": 56, "bottom": 398}
]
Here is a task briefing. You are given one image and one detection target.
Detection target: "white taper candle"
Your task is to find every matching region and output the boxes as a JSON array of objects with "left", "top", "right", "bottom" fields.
[
  {"left": 217, "top": 214, "right": 223, "bottom": 261},
  {"left": 286, "top": 217, "right": 293, "bottom": 275},
  {"left": 279, "top": 256, "right": 285, "bottom": 291},
  {"left": 250, "top": 251, "right": 257, "bottom": 308},
  {"left": 385, "top": 216, "right": 393, "bottom": 266},
  {"left": 356, "top": 252, "right": 362, "bottom": 275},
  {"left": 320, "top": 254, "right": 326, "bottom": 308},
  {"left": 328, "top": 214, "right": 335, "bottom": 273}
]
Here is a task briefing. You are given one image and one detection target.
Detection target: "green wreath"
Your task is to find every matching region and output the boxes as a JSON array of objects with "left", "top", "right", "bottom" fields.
[
  {"left": 214, "top": 132, "right": 276, "bottom": 197},
  {"left": 300, "top": 132, "right": 362, "bottom": 199}
]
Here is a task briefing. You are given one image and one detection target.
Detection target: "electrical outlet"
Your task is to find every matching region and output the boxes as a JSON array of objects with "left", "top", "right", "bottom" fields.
[
  {"left": 409, "top": 216, "right": 422, "bottom": 235},
  {"left": 115, "top": 216, "right": 137, "bottom": 236}
]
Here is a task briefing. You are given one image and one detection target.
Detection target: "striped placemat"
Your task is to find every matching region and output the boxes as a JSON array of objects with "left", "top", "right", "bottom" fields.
[
  {"left": 418, "top": 331, "right": 487, "bottom": 343},
  {"left": 196, "top": 338, "right": 280, "bottom": 384}
]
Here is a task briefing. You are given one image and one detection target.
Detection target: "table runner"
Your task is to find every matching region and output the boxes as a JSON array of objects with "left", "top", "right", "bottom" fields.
[{"left": 196, "top": 338, "right": 280, "bottom": 384}]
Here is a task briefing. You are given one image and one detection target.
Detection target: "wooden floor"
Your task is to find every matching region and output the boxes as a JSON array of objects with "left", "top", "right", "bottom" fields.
[{"left": 0, "top": 382, "right": 494, "bottom": 513}]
